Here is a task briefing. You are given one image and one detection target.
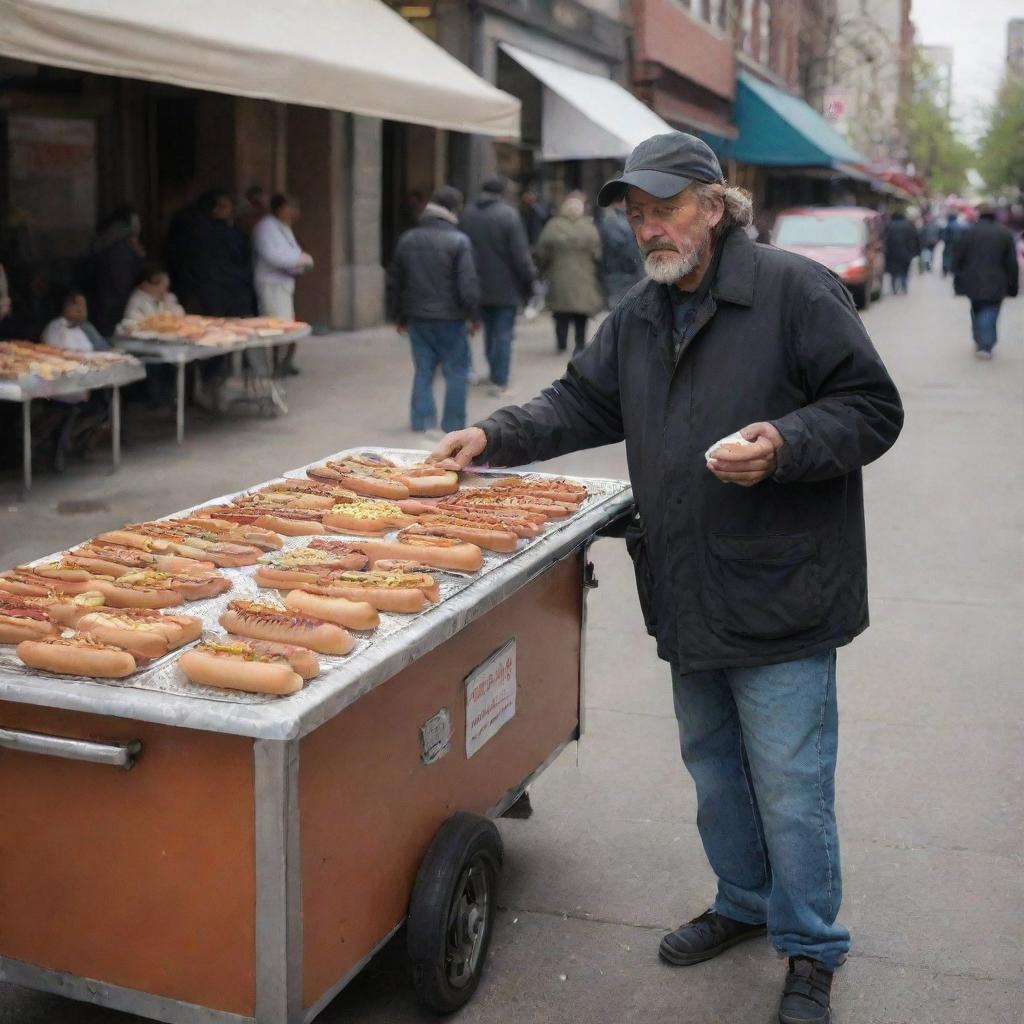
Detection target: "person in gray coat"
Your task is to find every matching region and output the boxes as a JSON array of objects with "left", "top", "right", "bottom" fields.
[
  {"left": 428, "top": 132, "right": 903, "bottom": 1024},
  {"left": 386, "top": 186, "right": 480, "bottom": 434},
  {"left": 460, "top": 178, "right": 536, "bottom": 396},
  {"left": 599, "top": 196, "right": 645, "bottom": 306}
]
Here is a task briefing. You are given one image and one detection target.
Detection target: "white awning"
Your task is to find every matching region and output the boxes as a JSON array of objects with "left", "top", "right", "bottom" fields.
[
  {"left": 500, "top": 43, "right": 671, "bottom": 160},
  {"left": 0, "top": 0, "right": 520, "bottom": 137}
]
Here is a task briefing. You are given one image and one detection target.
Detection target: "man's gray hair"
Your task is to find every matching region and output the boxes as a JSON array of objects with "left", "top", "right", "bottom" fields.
[{"left": 693, "top": 181, "right": 754, "bottom": 233}]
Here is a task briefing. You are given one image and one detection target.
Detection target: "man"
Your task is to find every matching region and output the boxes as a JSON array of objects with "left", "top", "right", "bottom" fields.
[
  {"left": 386, "top": 185, "right": 480, "bottom": 436},
  {"left": 460, "top": 177, "right": 536, "bottom": 397},
  {"left": 235, "top": 185, "right": 268, "bottom": 236},
  {"left": 252, "top": 192, "right": 313, "bottom": 376},
  {"left": 598, "top": 195, "right": 645, "bottom": 306},
  {"left": 884, "top": 210, "right": 918, "bottom": 294},
  {"left": 952, "top": 202, "right": 1019, "bottom": 360},
  {"left": 429, "top": 133, "right": 903, "bottom": 1024},
  {"left": 940, "top": 211, "right": 963, "bottom": 277}
]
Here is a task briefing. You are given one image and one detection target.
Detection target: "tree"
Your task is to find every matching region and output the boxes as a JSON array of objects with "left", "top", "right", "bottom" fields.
[
  {"left": 901, "top": 53, "right": 973, "bottom": 194},
  {"left": 977, "top": 74, "right": 1024, "bottom": 194}
]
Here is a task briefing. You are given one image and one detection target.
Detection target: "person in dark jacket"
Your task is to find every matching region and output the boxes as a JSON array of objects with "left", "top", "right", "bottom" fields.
[
  {"left": 952, "top": 203, "right": 1020, "bottom": 359},
  {"left": 189, "top": 190, "right": 255, "bottom": 317},
  {"left": 940, "top": 212, "right": 963, "bottom": 276},
  {"left": 883, "top": 210, "right": 919, "bottom": 294},
  {"left": 460, "top": 177, "right": 536, "bottom": 397},
  {"left": 386, "top": 186, "right": 480, "bottom": 433},
  {"left": 427, "top": 133, "right": 903, "bottom": 1024},
  {"left": 599, "top": 196, "right": 645, "bottom": 305},
  {"left": 87, "top": 205, "right": 145, "bottom": 337}
]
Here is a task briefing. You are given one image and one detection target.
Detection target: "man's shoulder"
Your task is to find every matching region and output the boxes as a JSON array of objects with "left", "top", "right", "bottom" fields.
[{"left": 754, "top": 242, "right": 842, "bottom": 295}]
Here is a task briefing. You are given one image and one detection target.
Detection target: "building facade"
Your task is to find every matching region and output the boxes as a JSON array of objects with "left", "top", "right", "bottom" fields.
[
  {"left": 1008, "top": 18, "right": 1024, "bottom": 76},
  {"left": 918, "top": 44, "right": 953, "bottom": 112}
]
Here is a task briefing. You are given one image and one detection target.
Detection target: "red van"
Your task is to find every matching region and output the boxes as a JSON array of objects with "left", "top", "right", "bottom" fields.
[{"left": 772, "top": 207, "right": 885, "bottom": 310}]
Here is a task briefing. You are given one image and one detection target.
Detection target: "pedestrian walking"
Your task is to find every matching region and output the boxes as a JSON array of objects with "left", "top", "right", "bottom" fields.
[
  {"left": 519, "top": 182, "right": 551, "bottom": 250},
  {"left": 952, "top": 202, "right": 1020, "bottom": 360},
  {"left": 252, "top": 192, "right": 314, "bottom": 376},
  {"left": 428, "top": 131, "right": 903, "bottom": 1024},
  {"left": 918, "top": 214, "right": 941, "bottom": 273},
  {"left": 86, "top": 205, "right": 145, "bottom": 337},
  {"left": 386, "top": 186, "right": 480, "bottom": 434},
  {"left": 535, "top": 194, "right": 603, "bottom": 354},
  {"left": 884, "top": 210, "right": 918, "bottom": 294},
  {"left": 940, "top": 212, "right": 963, "bottom": 277},
  {"left": 599, "top": 196, "right": 645, "bottom": 306},
  {"left": 459, "top": 177, "right": 536, "bottom": 397}
]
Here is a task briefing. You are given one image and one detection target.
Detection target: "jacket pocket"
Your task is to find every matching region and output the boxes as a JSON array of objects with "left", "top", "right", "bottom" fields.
[
  {"left": 705, "top": 532, "right": 824, "bottom": 641},
  {"left": 624, "top": 517, "right": 658, "bottom": 637}
]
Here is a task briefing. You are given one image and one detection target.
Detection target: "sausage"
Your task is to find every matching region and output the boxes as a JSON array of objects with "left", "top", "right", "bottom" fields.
[
  {"left": 218, "top": 601, "right": 354, "bottom": 656},
  {"left": 283, "top": 589, "right": 380, "bottom": 630}
]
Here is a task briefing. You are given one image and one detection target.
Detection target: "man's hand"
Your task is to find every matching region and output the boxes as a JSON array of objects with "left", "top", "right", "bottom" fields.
[
  {"left": 427, "top": 427, "right": 488, "bottom": 471},
  {"left": 707, "top": 422, "right": 784, "bottom": 486}
]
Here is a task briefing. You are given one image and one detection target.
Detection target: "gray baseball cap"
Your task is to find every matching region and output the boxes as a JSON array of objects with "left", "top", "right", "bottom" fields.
[{"left": 598, "top": 132, "right": 724, "bottom": 207}]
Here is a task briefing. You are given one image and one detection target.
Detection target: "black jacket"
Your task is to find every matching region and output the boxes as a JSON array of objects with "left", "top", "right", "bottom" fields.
[
  {"left": 477, "top": 228, "right": 904, "bottom": 671},
  {"left": 460, "top": 196, "right": 535, "bottom": 307},
  {"left": 190, "top": 217, "right": 255, "bottom": 317},
  {"left": 387, "top": 209, "right": 480, "bottom": 323},
  {"left": 884, "top": 216, "right": 919, "bottom": 275},
  {"left": 952, "top": 216, "right": 1020, "bottom": 303}
]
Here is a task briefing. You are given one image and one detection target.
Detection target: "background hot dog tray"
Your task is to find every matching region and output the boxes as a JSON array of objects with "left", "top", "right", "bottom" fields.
[{"left": 0, "top": 447, "right": 633, "bottom": 739}]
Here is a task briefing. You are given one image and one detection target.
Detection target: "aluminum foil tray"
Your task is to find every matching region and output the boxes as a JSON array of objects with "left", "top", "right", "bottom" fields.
[{"left": 0, "top": 447, "right": 632, "bottom": 738}]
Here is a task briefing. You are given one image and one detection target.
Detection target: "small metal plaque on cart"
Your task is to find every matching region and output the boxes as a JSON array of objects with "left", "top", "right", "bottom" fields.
[
  {"left": 465, "top": 639, "right": 517, "bottom": 758},
  {"left": 420, "top": 708, "right": 452, "bottom": 765}
]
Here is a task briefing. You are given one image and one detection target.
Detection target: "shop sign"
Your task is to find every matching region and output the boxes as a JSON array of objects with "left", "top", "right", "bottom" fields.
[{"left": 465, "top": 639, "right": 517, "bottom": 758}]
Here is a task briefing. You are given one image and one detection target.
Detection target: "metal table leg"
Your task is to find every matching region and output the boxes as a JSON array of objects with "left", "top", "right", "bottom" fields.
[
  {"left": 176, "top": 361, "right": 186, "bottom": 444},
  {"left": 111, "top": 386, "right": 122, "bottom": 471},
  {"left": 22, "top": 399, "right": 32, "bottom": 491}
]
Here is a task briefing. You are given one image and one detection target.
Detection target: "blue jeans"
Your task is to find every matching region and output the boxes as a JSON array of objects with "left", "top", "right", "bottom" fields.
[
  {"left": 671, "top": 650, "right": 849, "bottom": 968},
  {"left": 889, "top": 272, "right": 908, "bottom": 294},
  {"left": 407, "top": 319, "right": 470, "bottom": 432},
  {"left": 970, "top": 300, "right": 1001, "bottom": 352},
  {"left": 481, "top": 305, "right": 517, "bottom": 387}
]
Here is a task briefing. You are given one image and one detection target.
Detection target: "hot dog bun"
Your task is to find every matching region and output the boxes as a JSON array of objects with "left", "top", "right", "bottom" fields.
[
  {"left": 0, "top": 610, "right": 60, "bottom": 643},
  {"left": 283, "top": 589, "right": 379, "bottom": 630},
  {"left": 16, "top": 636, "right": 137, "bottom": 678},
  {"left": 179, "top": 647, "right": 302, "bottom": 695},
  {"left": 352, "top": 536, "right": 484, "bottom": 573},
  {"left": 219, "top": 600, "right": 355, "bottom": 656},
  {"left": 401, "top": 521, "right": 517, "bottom": 553},
  {"left": 75, "top": 613, "right": 170, "bottom": 661}
]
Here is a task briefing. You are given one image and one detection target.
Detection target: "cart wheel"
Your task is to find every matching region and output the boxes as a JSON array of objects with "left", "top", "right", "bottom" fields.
[{"left": 407, "top": 811, "right": 503, "bottom": 1013}]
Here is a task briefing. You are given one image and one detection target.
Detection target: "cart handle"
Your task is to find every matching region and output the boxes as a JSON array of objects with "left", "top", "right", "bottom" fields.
[{"left": 0, "top": 727, "right": 142, "bottom": 770}]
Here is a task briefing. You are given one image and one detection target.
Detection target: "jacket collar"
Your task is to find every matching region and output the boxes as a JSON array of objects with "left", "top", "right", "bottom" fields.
[{"left": 631, "top": 226, "right": 755, "bottom": 325}]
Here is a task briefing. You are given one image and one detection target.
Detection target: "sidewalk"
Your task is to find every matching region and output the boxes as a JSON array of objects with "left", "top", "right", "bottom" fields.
[{"left": 1, "top": 275, "right": 1022, "bottom": 1023}]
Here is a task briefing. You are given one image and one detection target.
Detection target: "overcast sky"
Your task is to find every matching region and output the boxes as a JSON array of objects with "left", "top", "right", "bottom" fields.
[{"left": 912, "top": 0, "right": 1018, "bottom": 140}]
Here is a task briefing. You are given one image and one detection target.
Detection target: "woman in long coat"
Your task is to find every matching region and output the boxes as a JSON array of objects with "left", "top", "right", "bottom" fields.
[{"left": 535, "top": 194, "right": 603, "bottom": 354}]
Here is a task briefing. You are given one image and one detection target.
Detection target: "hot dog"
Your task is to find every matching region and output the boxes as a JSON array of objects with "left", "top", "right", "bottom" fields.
[
  {"left": 308, "top": 460, "right": 410, "bottom": 499},
  {"left": 96, "top": 525, "right": 263, "bottom": 567},
  {"left": 69, "top": 542, "right": 216, "bottom": 576},
  {"left": 280, "top": 569, "right": 439, "bottom": 612},
  {"left": 16, "top": 635, "right": 137, "bottom": 678},
  {"left": 76, "top": 609, "right": 202, "bottom": 660},
  {"left": 195, "top": 504, "right": 328, "bottom": 537},
  {"left": 219, "top": 599, "right": 355, "bottom": 655},
  {"left": 350, "top": 533, "right": 484, "bottom": 573},
  {"left": 445, "top": 491, "right": 573, "bottom": 518},
  {"left": 426, "top": 506, "right": 542, "bottom": 538},
  {"left": 224, "top": 637, "right": 321, "bottom": 679},
  {"left": 169, "top": 517, "right": 283, "bottom": 551},
  {"left": 0, "top": 601, "right": 61, "bottom": 643},
  {"left": 179, "top": 642, "right": 305, "bottom": 695},
  {"left": 283, "top": 589, "right": 379, "bottom": 630},
  {"left": 267, "top": 541, "right": 369, "bottom": 572},
  {"left": 398, "top": 520, "right": 517, "bottom": 553},
  {"left": 486, "top": 476, "right": 588, "bottom": 504},
  {"left": 323, "top": 500, "right": 416, "bottom": 536},
  {"left": 0, "top": 567, "right": 118, "bottom": 598}
]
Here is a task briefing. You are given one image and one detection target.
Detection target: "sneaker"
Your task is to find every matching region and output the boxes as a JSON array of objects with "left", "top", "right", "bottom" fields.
[
  {"left": 488, "top": 385, "right": 515, "bottom": 399},
  {"left": 778, "top": 957, "right": 833, "bottom": 1024},
  {"left": 975, "top": 350, "right": 993, "bottom": 360},
  {"left": 467, "top": 368, "right": 480, "bottom": 385},
  {"left": 658, "top": 909, "right": 766, "bottom": 966},
  {"left": 423, "top": 428, "right": 445, "bottom": 443}
]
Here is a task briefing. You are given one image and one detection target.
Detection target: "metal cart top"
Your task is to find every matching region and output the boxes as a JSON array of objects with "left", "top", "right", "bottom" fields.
[
  {"left": 0, "top": 360, "right": 146, "bottom": 401},
  {"left": 0, "top": 448, "right": 632, "bottom": 741}
]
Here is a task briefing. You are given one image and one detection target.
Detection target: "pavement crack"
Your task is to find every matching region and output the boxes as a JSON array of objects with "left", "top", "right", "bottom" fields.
[{"left": 497, "top": 903, "right": 671, "bottom": 932}]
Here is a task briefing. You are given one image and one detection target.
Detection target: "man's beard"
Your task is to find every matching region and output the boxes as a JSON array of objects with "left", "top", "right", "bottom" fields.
[{"left": 642, "top": 230, "right": 710, "bottom": 284}]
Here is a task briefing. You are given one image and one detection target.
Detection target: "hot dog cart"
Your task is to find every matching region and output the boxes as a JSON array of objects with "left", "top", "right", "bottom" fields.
[{"left": 0, "top": 448, "right": 632, "bottom": 1024}]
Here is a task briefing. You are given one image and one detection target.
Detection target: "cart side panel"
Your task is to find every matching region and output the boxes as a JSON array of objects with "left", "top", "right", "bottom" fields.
[
  {"left": 299, "top": 553, "right": 583, "bottom": 1010},
  {"left": 0, "top": 702, "right": 258, "bottom": 1017}
]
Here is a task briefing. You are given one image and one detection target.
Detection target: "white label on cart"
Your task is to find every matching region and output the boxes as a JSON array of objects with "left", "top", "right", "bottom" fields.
[
  {"left": 421, "top": 708, "right": 452, "bottom": 765},
  {"left": 465, "top": 639, "right": 517, "bottom": 758}
]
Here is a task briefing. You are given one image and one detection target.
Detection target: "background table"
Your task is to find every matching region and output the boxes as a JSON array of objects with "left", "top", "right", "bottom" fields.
[{"left": 0, "top": 361, "right": 146, "bottom": 490}]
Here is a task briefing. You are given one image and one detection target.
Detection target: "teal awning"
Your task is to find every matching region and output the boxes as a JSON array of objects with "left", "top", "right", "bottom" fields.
[{"left": 706, "top": 71, "right": 865, "bottom": 168}]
